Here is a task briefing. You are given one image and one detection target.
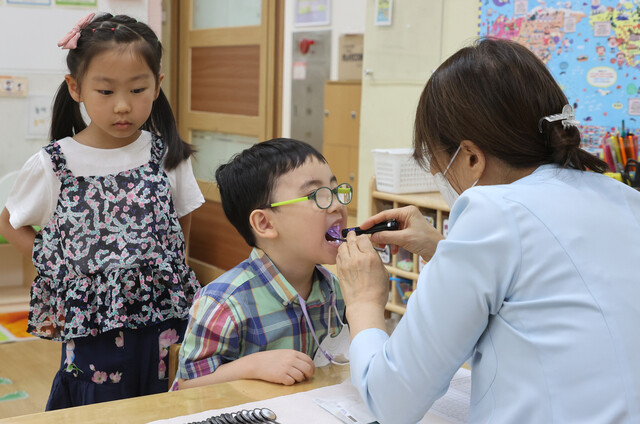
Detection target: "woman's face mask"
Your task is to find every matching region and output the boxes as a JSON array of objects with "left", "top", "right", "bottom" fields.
[{"left": 433, "top": 146, "right": 478, "bottom": 208}]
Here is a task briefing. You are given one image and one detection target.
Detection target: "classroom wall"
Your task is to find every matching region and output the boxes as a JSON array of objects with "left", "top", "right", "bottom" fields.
[
  {"left": 281, "top": 0, "right": 367, "bottom": 138},
  {"left": 356, "top": 0, "right": 479, "bottom": 222},
  {"left": 0, "top": 0, "right": 158, "bottom": 179}
]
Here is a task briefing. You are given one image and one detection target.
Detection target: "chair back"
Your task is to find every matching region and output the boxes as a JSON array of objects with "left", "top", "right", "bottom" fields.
[{"left": 168, "top": 343, "right": 181, "bottom": 389}]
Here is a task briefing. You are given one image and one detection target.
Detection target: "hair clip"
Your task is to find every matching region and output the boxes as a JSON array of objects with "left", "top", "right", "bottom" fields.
[
  {"left": 57, "top": 12, "right": 96, "bottom": 49},
  {"left": 538, "top": 104, "right": 580, "bottom": 133}
]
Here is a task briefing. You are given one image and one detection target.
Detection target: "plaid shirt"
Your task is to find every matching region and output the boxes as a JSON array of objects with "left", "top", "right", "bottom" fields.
[{"left": 176, "top": 248, "right": 345, "bottom": 383}]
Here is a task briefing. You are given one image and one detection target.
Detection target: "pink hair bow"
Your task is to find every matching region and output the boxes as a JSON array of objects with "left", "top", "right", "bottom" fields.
[{"left": 57, "top": 12, "right": 96, "bottom": 50}]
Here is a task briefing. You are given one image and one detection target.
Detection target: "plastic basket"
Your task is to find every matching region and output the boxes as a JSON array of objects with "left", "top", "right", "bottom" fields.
[{"left": 372, "top": 148, "right": 438, "bottom": 194}]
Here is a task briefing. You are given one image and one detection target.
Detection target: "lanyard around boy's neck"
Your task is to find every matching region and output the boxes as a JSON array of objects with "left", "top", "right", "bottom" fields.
[{"left": 297, "top": 291, "right": 348, "bottom": 366}]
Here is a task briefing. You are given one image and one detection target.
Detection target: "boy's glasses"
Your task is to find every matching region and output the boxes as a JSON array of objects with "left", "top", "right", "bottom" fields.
[{"left": 269, "top": 183, "right": 353, "bottom": 210}]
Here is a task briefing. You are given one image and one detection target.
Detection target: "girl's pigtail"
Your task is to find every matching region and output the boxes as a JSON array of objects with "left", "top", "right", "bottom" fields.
[
  {"left": 50, "top": 81, "right": 86, "bottom": 141},
  {"left": 146, "top": 88, "right": 194, "bottom": 170}
]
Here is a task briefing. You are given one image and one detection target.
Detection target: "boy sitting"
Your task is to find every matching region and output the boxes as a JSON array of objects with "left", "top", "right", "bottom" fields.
[{"left": 175, "top": 138, "right": 350, "bottom": 389}]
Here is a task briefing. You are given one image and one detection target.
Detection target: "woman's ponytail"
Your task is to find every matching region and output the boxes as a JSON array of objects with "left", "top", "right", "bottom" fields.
[{"left": 545, "top": 125, "right": 609, "bottom": 173}]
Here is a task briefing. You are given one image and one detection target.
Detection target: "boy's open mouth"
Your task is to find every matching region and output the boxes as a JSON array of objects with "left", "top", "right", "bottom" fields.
[{"left": 325, "top": 224, "right": 343, "bottom": 245}]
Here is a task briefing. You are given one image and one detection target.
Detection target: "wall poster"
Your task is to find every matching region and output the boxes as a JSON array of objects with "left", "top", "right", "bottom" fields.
[
  {"left": 294, "top": 0, "right": 330, "bottom": 27},
  {"left": 27, "top": 94, "right": 53, "bottom": 139},
  {"left": 479, "top": 0, "right": 640, "bottom": 155}
]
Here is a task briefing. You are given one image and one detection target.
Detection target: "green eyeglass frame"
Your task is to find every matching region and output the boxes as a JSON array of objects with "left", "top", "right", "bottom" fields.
[{"left": 269, "top": 183, "right": 353, "bottom": 210}]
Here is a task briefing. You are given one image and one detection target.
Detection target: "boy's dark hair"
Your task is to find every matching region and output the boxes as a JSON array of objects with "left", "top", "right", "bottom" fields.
[
  {"left": 414, "top": 37, "right": 608, "bottom": 174},
  {"left": 215, "top": 138, "right": 327, "bottom": 247},
  {"left": 50, "top": 13, "right": 193, "bottom": 170}
]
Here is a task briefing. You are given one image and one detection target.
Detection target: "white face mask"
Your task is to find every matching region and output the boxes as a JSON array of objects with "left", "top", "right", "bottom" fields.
[
  {"left": 434, "top": 172, "right": 460, "bottom": 208},
  {"left": 433, "top": 146, "right": 478, "bottom": 208}
]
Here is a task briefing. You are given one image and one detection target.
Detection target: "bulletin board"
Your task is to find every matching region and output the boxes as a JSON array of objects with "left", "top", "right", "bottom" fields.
[{"left": 479, "top": 0, "right": 640, "bottom": 151}]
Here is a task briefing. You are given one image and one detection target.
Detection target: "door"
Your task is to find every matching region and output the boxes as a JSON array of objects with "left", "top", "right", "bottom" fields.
[
  {"left": 176, "top": 0, "right": 283, "bottom": 270},
  {"left": 178, "top": 0, "right": 282, "bottom": 199}
]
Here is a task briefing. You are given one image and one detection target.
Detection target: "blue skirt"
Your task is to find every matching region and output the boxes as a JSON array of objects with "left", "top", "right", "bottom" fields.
[{"left": 46, "top": 318, "right": 187, "bottom": 410}]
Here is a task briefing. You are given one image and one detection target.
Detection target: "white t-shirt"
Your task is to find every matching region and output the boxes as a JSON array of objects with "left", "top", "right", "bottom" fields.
[{"left": 6, "top": 131, "right": 204, "bottom": 229}]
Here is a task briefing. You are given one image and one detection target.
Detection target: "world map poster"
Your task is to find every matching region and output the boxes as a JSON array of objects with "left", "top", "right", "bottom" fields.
[{"left": 479, "top": 0, "right": 640, "bottom": 155}]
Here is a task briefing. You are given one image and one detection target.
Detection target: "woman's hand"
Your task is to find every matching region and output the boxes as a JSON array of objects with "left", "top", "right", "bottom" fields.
[
  {"left": 360, "top": 206, "right": 444, "bottom": 261},
  {"left": 336, "top": 231, "right": 389, "bottom": 338}
]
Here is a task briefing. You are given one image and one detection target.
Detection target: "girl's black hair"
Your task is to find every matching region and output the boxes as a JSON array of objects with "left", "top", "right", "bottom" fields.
[{"left": 50, "top": 13, "right": 193, "bottom": 169}]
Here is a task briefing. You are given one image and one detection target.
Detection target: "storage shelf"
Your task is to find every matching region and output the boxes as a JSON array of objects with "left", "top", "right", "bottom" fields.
[
  {"left": 370, "top": 177, "right": 449, "bottom": 316},
  {"left": 385, "top": 302, "right": 407, "bottom": 315},
  {"left": 384, "top": 265, "right": 418, "bottom": 281},
  {"left": 371, "top": 189, "right": 449, "bottom": 211}
]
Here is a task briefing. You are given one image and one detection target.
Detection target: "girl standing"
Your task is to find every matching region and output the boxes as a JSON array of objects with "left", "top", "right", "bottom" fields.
[{"left": 0, "top": 13, "right": 204, "bottom": 409}]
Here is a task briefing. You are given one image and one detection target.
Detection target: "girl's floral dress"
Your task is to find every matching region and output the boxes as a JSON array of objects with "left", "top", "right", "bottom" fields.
[{"left": 30, "top": 135, "right": 199, "bottom": 410}]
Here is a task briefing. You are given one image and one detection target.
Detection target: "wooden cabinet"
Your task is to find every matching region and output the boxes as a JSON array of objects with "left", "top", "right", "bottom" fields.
[
  {"left": 323, "top": 81, "right": 361, "bottom": 215},
  {"left": 369, "top": 177, "right": 450, "bottom": 315}
]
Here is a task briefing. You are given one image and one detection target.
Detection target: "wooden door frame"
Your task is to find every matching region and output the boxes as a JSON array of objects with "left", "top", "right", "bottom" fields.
[
  {"left": 168, "top": 0, "right": 180, "bottom": 116},
  {"left": 169, "top": 0, "right": 284, "bottom": 136},
  {"left": 272, "top": 0, "right": 284, "bottom": 137},
  {"left": 165, "top": 1, "right": 284, "bottom": 271},
  {"left": 167, "top": 0, "right": 283, "bottom": 134},
  {"left": 170, "top": 0, "right": 284, "bottom": 202}
]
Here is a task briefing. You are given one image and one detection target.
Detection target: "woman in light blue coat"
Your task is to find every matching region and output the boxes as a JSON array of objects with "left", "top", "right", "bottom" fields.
[{"left": 337, "top": 38, "right": 640, "bottom": 423}]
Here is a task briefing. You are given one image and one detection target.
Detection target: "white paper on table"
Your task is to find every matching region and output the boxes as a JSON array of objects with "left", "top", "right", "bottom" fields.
[
  {"left": 147, "top": 380, "right": 355, "bottom": 424},
  {"left": 148, "top": 368, "right": 471, "bottom": 424},
  {"left": 315, "top": 368, "right": 471, "bottom": 424},
  {"left": 424, "top": 367, "right": 471, "bottom": 424},
  {"left": 314, "top": 392, "right": 379, "bottom": 423}
]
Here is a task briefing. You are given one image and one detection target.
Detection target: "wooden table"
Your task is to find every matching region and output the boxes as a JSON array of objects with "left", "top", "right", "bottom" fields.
[{"left": 0, "top": 358, "right": 351, "bottom": 424}]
